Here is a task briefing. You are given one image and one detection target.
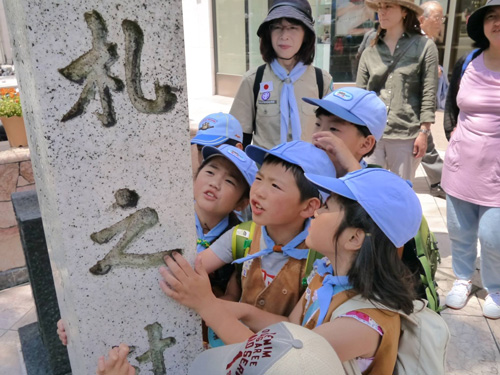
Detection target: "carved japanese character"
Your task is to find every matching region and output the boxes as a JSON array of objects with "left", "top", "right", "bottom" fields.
[
  {"left": 122, "top": 20, "right": 178, "bottom": 114},
  {"left": 59, "top": 10, "right": 124, "bottom": 127},
  {"left": 89, "top": 189, "right": 181, "bottom": 275},
  {"left": 135, "top": 323, "right": 176, "bottom": 375}
]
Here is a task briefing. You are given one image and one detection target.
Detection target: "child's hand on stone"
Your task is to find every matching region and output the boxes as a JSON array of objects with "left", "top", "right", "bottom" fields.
[
  {"left": 56, "top": 319, "right": 67, "bottom": 346},
  {"left": 96, "top": 343, "right": 135, "bottom": 375},
  {"left": 159, "top": 252, "right": 216, "bottom": 313}
]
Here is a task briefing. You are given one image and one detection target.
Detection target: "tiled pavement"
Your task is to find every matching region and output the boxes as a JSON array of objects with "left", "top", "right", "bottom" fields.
[{"left": 0, "top": 98, "right": 498, "bottom": 374}]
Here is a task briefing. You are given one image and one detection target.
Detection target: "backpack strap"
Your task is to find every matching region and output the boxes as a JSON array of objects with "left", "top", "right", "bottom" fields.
[
  {"left": 231, "top": 221, "right": 256, "bottom": 261},
  {"left": 461, "top": 48, "right": 481, "bottom": 77},
  {"left": 314, "top": 67, "right": 324, "bottom": 99},
  {"left": 252, "top": 64, "right": 267, "bottom": 133},
  {"left": 301, "top": 249, "right": 324, "bottom": 287}
]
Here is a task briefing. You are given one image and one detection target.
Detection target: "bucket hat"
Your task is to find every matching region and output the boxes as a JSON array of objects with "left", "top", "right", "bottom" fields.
[
  {"left": 365, "top": 0, "right": 424, "bottom": 17},
  {"left": 467, "top": 0, "right": 500, "bottom": 44},
  {"left": 189, "top": 322, "right": 346, "bottom": 375},
  {"left": 303, "top": 87, "right": 387, "bottom": 141},
  {"left": 257, "top": 0, "right": 315, "bottom": 37}
]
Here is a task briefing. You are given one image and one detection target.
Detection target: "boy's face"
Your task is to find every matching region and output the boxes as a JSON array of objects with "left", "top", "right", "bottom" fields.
[
  {"left": 250, "top": 162, "right": 304, "bottom": 227},
  {"left": 312, "top": 114, "right": 367, "bottom": 157},
  {"left": 193, "top": 156, "right": 247, "bottom": 218}
]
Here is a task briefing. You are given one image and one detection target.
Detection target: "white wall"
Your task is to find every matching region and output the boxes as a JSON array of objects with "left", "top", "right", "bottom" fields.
[{"left": 182, "top": 0, "right": 215, "bottom": 99}]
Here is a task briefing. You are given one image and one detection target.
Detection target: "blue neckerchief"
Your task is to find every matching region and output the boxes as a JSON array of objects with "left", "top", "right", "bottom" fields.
[
  {"left": 313, "top": 258, "right": 333, "bottom": 276},
  {"left": 233, "top": 219, "right": 311, "bottom": 264},
  {"left": 195, "top": 212, "right": 229, "bottom": 253},
  {"left": 314, "top": 259, "right": 352, "bottom": 327},
  {"left": 270, "top": 59, "right": 307, "bottom": 143}
]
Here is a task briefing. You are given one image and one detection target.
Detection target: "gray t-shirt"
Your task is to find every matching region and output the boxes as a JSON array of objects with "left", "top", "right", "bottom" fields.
[{"left": 211, "top": 227, "right": 289, "bottom": 286}]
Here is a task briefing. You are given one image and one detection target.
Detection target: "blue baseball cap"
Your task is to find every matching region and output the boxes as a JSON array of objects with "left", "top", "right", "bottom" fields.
[
  {"left": 246, "top": 140, "right": 336, "bottom": 178},
  {"left": 302, "top": 87, "right": 387, "bottom": 141},
  {"left": 202, "top": 145, "right": 258, "bottom": 188},
  {"left": 305, "top": 168, "right": 422, "bottom": 247},
  {"left": 191, "top": 113, "right": 243, "bottom": 146}
]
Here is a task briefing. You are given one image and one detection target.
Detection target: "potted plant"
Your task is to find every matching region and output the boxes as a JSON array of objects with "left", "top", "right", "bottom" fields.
[{"left": 0, "top": 87, "right": 28, "bottom": 147}]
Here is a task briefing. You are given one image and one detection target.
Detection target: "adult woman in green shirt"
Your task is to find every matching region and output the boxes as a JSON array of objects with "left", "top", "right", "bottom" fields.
[{"left": 356, "top": 0, "right": 438, "bottom": 182}]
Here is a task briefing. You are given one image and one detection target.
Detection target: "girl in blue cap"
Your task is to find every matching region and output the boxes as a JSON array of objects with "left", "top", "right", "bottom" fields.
[
  {"left": 230, "top": 0, "right": 332, "bottom": 150},
  {"left": 160, "top": 168, "right": 424, "bottom": 374}
]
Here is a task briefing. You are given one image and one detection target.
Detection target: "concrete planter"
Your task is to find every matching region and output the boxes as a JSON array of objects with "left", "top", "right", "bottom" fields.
[{"left": 1, "top": 116, "right": 28, "bottom": 148}]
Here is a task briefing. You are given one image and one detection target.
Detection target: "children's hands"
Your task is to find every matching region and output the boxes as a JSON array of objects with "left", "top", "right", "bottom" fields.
[
  {"left": 56, "top": 319, "right": 67, "bottom": 346},
  {"left": 312, "top": 131, "right": 361, "bottom": 175},
  {"left": 96, "top": 343, "right": 135, "bottom": 375},
  {"left": 159, "top": 252, "right": 216, "bottom": 313}
]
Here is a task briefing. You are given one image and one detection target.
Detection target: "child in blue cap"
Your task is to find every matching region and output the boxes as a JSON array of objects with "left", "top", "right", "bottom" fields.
[
  {"left": 163, "top": 141, "right": 335, "bottom": 319},
  {"left": 303, "top": 87, "right": 387, "bottom": 177},
  {"left": 191, "top": 112, "right": 244, "bottom": 166},
  {"left": 160, "top": 168, "right": 422, "bottom": 374}
]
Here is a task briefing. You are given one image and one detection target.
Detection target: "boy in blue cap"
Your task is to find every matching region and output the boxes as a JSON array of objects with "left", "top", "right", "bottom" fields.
[
  {"left": 162, "top": 141, "right": 336, "bottom": 319},
  {"left": 303, "top": 87, "right": 387, "bottom": 177},
  {"left": 191, "top": 112, "right": 244, "bottom": 166}
]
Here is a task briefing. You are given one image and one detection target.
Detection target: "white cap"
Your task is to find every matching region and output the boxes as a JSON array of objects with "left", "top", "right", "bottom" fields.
[{"left": 189, "top": 322, "right": 346, "bottom": 375}]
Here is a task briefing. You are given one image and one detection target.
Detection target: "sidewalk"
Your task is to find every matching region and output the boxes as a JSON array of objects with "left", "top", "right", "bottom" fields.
[{"left": 0, "top": 98, "right": 499, "bottom": 374}]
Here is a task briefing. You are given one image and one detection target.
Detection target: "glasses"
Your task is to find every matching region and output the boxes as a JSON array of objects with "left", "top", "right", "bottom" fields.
[
  {"left": 429, "top": 15, "right": 446, "bottom": 23},
  {"left": 269, "top": 23, "right": 302, "bottom": 35}
]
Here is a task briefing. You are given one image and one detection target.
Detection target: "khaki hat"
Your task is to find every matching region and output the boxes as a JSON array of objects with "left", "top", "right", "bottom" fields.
[{"left": 365, "top": 0, "right": 424, "bottom": 17}]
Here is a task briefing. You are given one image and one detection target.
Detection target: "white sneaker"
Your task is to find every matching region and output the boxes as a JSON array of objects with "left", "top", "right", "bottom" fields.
[
  {"left": 445, "top": 279, "right": 472, "bottom": 309},
  {"left": 483, "top": 293, "right": 500, "bottom": 319}
]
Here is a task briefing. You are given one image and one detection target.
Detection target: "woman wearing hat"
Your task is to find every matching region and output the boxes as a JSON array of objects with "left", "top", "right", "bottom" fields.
[
  {"left": 356, "top": 0, "right": 439, "bottom": 182},
  {"left": 442, "top": 0, "right": 500, "bottom": 319},
  {"left": 229, "top": 0, "right": 332, "bottom": 150}
]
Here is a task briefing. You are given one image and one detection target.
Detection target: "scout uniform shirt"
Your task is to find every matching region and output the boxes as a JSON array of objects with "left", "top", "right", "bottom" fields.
[
  {"left": 230, "top": 64, "right": 332, "bottom": 150},
  {"left": 211, "top": 222, "right": 311, "bottom": 316}
]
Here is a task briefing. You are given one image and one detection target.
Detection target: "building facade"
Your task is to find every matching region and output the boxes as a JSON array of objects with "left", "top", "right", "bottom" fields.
[{"left": 0, "top": 0, "right": 487, "bottom": 99}]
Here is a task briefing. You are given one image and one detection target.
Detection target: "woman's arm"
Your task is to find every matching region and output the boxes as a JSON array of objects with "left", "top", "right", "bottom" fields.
[
  {"left": 230, "top": 70, "right": 258, "bottom": 136},
  {"left": 444, "top": 55, "right": 466, "bottom": 141},
  {"left": 419, "top": 39, "right": 439, "bottom": 125}
]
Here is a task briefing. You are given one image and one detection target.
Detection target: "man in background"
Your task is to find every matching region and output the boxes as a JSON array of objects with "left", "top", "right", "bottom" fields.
[{"left": 418, "top": 1, "right": 447, "bottom": 199}]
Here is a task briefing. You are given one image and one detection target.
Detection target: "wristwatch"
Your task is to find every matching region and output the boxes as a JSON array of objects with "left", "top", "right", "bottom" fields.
[{"left": 419, "top": 129, "right": 431, "bottom": 136}]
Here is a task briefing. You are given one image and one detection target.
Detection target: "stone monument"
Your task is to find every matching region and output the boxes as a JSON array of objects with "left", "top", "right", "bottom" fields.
[{"left": 4, "top": 1, "right": 201, "bottom": 374}]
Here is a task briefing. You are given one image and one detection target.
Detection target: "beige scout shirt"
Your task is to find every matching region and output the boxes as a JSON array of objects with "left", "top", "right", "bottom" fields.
[
  {"left": 356, "top": 33, "right": 438, "bottom": 140},
  {"left": 230, "top": 64, "right": 332, "bottom": 150}
]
